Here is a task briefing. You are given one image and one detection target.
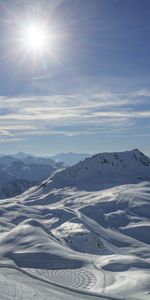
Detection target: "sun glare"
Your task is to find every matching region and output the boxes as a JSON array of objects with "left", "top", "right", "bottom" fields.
[
  {"left": 11, "top": 17, "right": 64, "bottom": 65},
  {"left": 22, "top": 23, "right": 50, "bottom": 54}
]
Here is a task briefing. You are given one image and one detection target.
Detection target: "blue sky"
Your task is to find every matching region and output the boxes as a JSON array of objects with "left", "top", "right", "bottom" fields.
[{"left": 0, "top": 0, "right": 150, "bottom": 155}]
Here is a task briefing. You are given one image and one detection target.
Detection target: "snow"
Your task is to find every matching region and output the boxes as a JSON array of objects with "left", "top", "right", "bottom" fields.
[
  {"left": 0, "top": 149, "right": 150, "bottom": 299},
  {"left": 52, "top": 149, "right": 150, "bottom": 189}
]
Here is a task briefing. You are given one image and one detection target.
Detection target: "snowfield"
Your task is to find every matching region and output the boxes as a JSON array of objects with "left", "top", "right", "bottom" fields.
[{"left": 0, "top": 149, "right": 150, "bottom": 299}]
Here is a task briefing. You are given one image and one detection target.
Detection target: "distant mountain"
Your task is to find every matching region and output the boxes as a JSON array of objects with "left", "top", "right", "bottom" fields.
[
  {"left": 20, "top": 155, "right": 55, "bottom": 166},
  {"left": 0, "top": 167, "right": 34, "bottom": 199},
  {"left": 0, "top": 155, "right": 16, "bottom": 166},
  {"left": 5, "top": 161, "right": 56, "bottom": 182},
  {"left": 0, "top": 177, "right": 34, "bottom": 199},
  {"left": 0, "top": 154, "right": 63, "bottom": 199},
  {"left": 11, "top": 152, "right": 30, "bottom": 159},
  {"left": 51, "top": 152, "right": 91, "bottom": 166},
  {"left": 0, "top": 153, "right": 60, "bottom": 166},
  {"left": 8, "top": 153, "right": 57, "bottom": 166},
  {"left": 51, "top": 149, "right": 150, "bottom": 189}
]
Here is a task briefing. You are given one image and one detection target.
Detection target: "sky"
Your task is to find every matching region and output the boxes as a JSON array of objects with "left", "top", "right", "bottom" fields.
[{"left": 0, "top": 0, "right": 150, "bottom": 156}]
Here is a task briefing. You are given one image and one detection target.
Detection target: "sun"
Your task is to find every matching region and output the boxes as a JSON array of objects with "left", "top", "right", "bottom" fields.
[
  {"left": 10, "top": 17, "right": 64, "bottom": 65},
  {"left": 22, "top": 23, "right": 50, "bottom": 54}
]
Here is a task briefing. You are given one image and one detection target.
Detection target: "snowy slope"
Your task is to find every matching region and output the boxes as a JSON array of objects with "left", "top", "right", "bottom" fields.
[
  {"left": 0, "top": 149, "right": 149, "bottom": 299},
  {"left": 52, "top": 149, "right": 150, "bottom": 188},
  {"left": 0, "top": 181, "right": 149, "bottom": 299}
]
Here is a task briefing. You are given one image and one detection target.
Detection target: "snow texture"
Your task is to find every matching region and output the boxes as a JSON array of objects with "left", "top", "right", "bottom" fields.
[{"left": 0, "top": 149, "right": 150, "bottom": 299}]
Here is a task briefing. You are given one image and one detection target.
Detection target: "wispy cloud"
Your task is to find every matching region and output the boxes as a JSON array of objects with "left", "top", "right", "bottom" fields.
[
  {"left": 0, "top": 89, "right": 149, "bottom": 140},
  {"left": 0, "top": 129, "right": 14, "bottom": 137},
  {"left": 0, "top": 138, "right": 23, "bottom": 143}
]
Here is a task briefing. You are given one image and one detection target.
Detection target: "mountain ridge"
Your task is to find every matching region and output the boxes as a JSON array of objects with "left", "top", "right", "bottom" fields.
[{"left": 49, "top": 148, "right": 150, "bottom": 190}]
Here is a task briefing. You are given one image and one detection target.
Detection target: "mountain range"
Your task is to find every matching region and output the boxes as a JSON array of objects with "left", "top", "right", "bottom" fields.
[{"left": 0, "top": 154, "right": 63, "bottom": 199}]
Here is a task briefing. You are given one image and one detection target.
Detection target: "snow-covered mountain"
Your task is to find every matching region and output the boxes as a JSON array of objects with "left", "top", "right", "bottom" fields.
[
  {"left": 0, "top": 155, "right": 62, "bottom": 199},
  {"left": 51, "top": 152, "right": 91, "bottom": 166},
  {"left": 1, "top": 153, "right": 59, "bottom": 166},
  {"left": 0, "top": 149, "right": 149, "bottom": 299},
  {"left": 52, "top": 149, "right": 150, "bottom": 189}
]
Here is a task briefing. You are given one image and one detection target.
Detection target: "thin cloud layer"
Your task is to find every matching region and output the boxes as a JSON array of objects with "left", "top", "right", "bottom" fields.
[{"left": 0, "top": 89, "right": 150, "bottom": 142}]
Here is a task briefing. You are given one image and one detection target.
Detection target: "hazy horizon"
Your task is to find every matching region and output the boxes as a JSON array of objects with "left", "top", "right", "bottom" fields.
[{"left": 0, "top": 147, "right": 149, "bottom": 158}]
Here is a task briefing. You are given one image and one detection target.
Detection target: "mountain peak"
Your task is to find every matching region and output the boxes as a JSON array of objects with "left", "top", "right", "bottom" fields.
[
  {"left": 51, "top": 149, "right": 150, "bottom": 189},
  {"left": 131, "top": 148, "right": 142, "bottom": 154}
]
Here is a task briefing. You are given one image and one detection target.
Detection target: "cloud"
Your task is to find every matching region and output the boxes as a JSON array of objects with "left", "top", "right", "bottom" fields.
[
  {"left": 0, "top": 129, "right": 14, "bottom": 137},
  {"left": 132, "top": 89, "right": 150, "bottom": 97},
  {"left": 0, "top": 138, "right": 23, "bottom": 143},
  {"left": 0, "top": 89, "right": 149, "bottom": 140}
]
